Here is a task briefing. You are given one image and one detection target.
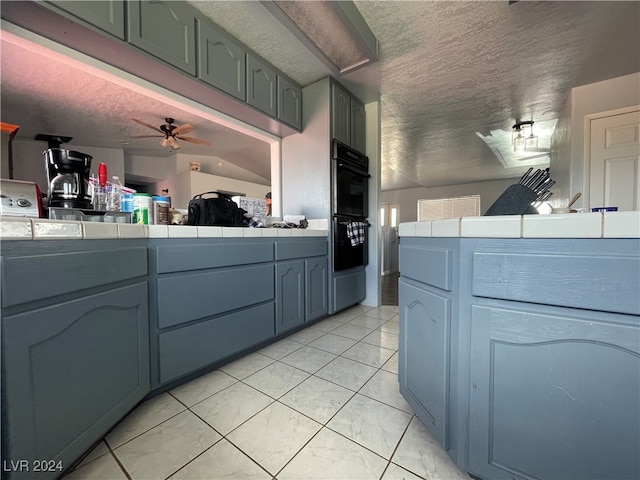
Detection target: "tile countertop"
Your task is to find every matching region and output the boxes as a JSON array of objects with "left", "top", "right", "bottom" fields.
[
  {"left": 399, "top": 211, "right": 640, "bottom": 239},
  {"left": 0, "top": 217, "right": 329, "bottom": 240}
]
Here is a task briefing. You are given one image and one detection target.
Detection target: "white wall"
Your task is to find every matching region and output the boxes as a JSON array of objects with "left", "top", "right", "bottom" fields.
[
  {"left": 551, "top": 72, "right": 640, "bottom": 208},
  {"left": 380, "top": 177, "right": 518, "bottom": 221},
  {"left": 172, "top": 171, "right": 270, "bottom": 210},
  {"left": 12, "top": 138, "right": 124, "bottom": 194},
  {"left": 364, "top": 100, "right": 381, "bottom": 308}
]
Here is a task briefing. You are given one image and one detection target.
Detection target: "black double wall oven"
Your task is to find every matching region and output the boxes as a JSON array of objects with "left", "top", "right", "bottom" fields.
[{"left": 332, "top": 140, "right": 370, "bottom": 271}]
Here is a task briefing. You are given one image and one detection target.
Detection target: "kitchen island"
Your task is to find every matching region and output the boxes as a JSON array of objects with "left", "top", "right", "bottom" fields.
[
  {"left": 398, "top": 211, "right": 640, "bottom": 480},
  {"left": 0, "top": 218, "right": 330, "bottom": 480}
]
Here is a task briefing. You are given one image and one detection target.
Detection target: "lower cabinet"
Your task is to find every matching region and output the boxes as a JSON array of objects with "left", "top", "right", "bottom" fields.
[
  {"left": 158, "top": 303, "right": 274, "bottom": 384},
  {"left": 276, "top": 256, "right": 329, "bottom": 334},
  {"left": 275, "top": 260, "right": 305, "bottom": 333},
  {"left": 398, "top": 237, "right": 640, "bottom": 479},
  {"left": 468, "top": 303, "right": 640, "bottom": 480},
  {"left": 331, "top": 267, "right": 366, "bottom": 313},
  {"left": 398, "top": 278, "right": 451, "bottom": 449},
  {"left": 2, "top": 282, "right": 150, "bottom": 480},
  {"left": 305, "top": 256, "right": 329, "bottom": 322}
]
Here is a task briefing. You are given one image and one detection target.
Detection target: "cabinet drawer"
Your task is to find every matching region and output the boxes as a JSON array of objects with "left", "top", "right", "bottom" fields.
[
  {"left": 274, "top": 239, "right": 328, "bottom": 260},
  {"left": 159, "top": 302, "right": 274, "bottom": 383},
  {"left": 1, "top": 240, "right": 147, "bottom": 308},
  {"left": 151, "top": 240, "right": 273, "bottom": 273},
  {"left": 471, "top": 251, "right": 640, "bottom": 315},
  {"left": 399, "top": 245, "right": 453, "bottom": 291},
  {"left": 157, "top": 264, "right": 273, "bottom": 328}
]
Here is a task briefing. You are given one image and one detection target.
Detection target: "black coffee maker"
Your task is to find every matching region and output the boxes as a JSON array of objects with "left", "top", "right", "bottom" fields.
[{"left": 38, "top": 134, "right": 92, "bottom": 209}]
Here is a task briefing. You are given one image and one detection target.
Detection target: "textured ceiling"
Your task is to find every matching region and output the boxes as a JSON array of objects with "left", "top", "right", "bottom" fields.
[{"left": 2, "top": 1, "right": 639, "bottom": 191}]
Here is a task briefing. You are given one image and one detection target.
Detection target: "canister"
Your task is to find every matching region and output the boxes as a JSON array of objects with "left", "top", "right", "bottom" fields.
[
  {"left": 132, "top": 193, "right": 152, "bottom": 225},
  {"left": 121, "top": 193, "right": 134, "bottom": 213},
  {"left": 152, "top": 195, "right": 170, "bottom": 225}
]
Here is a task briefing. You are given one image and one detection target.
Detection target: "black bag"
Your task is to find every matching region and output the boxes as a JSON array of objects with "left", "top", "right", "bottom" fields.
[{"left": 186, "top": 191, "right": 248, "bottom": 226}]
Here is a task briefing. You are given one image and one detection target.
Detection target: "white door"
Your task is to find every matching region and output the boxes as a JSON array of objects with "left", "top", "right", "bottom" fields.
[{"left": 589, "top": 110, "right": 640, "bottom": 211}]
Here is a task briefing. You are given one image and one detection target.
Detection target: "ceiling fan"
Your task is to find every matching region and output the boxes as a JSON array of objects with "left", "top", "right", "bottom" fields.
[{"left": 131, "top": 117, "right": 211, "bottom": 150}]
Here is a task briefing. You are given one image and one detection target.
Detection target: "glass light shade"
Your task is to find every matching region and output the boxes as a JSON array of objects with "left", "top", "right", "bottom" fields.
[
  {"left": 513, "top": 130, "right": 525, "bottom": 152},
  {"left": 525, "top": 133, "right": 538, "bottom": 150},
  {"left": 168, "top": 137, "right": 180, "bottom": 149}
]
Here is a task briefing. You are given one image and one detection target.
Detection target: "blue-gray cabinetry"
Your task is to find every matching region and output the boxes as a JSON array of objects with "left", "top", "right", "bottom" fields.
[
  {"left": 1, "top": 240, "right": 149, "bottom": 480},
  {"left": 331, "top": 79, "right": 366, "bottom": 153},
  {"left": 247, "top": 53, "right": 277, "bottom": 117},
  {"left": 2, "top": 1, "right": 302, "bottom": 135},
  {"left": 147, "top": 238, "right": 276, "bottom": 388},
  {"left": 198, "top": 18, "right": 246, "bottom": 101},
  {"left": 398, "top": 237, "right": 640, "bottom": 479},
  {"left": 275, "top": 238, "right": 329, "bottom": 333},
  {"left": 306, "top": 256, "right": 329, "bottom": 321},
  {"left": 128, "top": 0, "right": 197, "bottom": 75},
  {"left": 398, "top": 239, "right": 458, "bottom": 451},
  {"left": 276, "top": 259, "right": 305, "bottom": 333},
  {"left": 46, "top": 0, "right": 125, "bottom": 39},
  {"left": 468, "top": 303, "right": 639, "bottom": 480},
  {"left": 278, "top": 74, "right": 303, "bottom": 129}
]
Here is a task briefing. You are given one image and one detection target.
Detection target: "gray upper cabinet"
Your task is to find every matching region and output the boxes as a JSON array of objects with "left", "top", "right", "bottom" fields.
[
  {"left": 278, "top": 75, "right": 302, "bottom": 130},
  {"left": 46, "top": 0, "right": 126, "bottom": 39},
  {"left": 247, "top": 53, "right": 277, "bottom": 117},
  {"left": 332, "top": 80, "right": 366, "bottom": 152},
  {"left": 198, "top": 19, "right": 246, "bottom": 101},
  {"left": 127, "top": 0, "right": 197, "bottom": 75},
  {"left": 332, "top": 81, "right": 351, "bottom": 145},
  {"left": 351, "top": 99, "right": 366, "bottom": 153}
]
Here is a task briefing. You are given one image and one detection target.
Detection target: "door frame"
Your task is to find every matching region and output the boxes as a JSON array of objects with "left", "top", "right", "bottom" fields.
[{"left": 582, "top": 104, "right": 640, "bottom": 208}]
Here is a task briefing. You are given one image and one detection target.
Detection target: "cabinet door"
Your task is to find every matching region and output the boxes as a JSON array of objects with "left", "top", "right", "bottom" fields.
[
  {"left": 198, "top": 19, "right": 246, "bottom": 101},
  {"left": 47, "top": 0, "right": 125, "bottom": 39},
  {"left": 351, "top": 99, "right": 366, "bottom": 153},
  {"left": 468, "top": 304, "right": 640, "bottom": 480},
  {"left": 2, "top": 283, "right": 149, "bottom": 480},
  {"left": 398, "top": 279, "right": 451, "bottom": 449},
  {"left": 275, "top": 260, "right": 305, "bottom": 333},
  {"left": 128, "top": 0, "right": 197, "bottom": 75},
  {"left": 278, "top": 75, "right": 302, "bottom": 130},
  {"left": 247, "top": 54, "right": 277, "bottom": 117},
  {"left": 305, "top": 257, "right": 328, "bottom": 321},
  {"left": 332, "top": 82, "right": 351, "bottom": 145}
]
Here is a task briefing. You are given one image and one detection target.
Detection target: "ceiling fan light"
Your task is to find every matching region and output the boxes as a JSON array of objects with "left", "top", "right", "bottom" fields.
[
  {"left": 168, "top": 136, "right": 180, "bottom": 149},
  {"left": 160, "top": 138, "right": 169, "bottom": 148}
]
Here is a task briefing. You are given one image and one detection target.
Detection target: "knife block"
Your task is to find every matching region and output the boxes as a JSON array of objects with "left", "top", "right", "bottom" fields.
[{"left": 484, "top": 184, "right": 538, "bottom": 216}]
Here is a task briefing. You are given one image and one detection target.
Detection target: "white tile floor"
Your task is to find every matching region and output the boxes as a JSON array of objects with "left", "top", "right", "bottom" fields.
[{"left": 63, "top": 305, "right": 470, "bottom": 480}]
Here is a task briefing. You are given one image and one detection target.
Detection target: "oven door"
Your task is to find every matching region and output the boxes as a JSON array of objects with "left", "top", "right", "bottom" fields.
[
  {"left": 333, "top": 216, "right": 369, "bottom": 271},
  {"left": 333, "top": 161, "right": 369, "bottom": 218}
]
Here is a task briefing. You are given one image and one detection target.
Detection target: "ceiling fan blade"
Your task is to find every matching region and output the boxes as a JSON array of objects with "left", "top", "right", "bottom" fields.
[
  {"left": 172, "top": 123, "right": 195, "bottom": 136},
  {"left": 132, "top": 118, "right": 164, "bottom": 134},
  {"left": 178, "top": 136, "right": 211, "bottom": 146},
  {"left": 130, "top": 134, "right": 164, "bottom": 138}
]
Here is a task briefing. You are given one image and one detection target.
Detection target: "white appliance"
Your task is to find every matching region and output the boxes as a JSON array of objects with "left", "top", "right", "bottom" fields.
[{"left": 0, "top": 179, "right": 43, "bottom": 217}]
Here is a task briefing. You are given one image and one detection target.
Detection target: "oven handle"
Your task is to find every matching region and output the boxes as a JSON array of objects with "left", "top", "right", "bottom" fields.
[
  {"left": 336, "top": 162, "right": 370, "bottom": 178},
  {"left": 333, "top": 215, "right": 371, "bottom": 227}
]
